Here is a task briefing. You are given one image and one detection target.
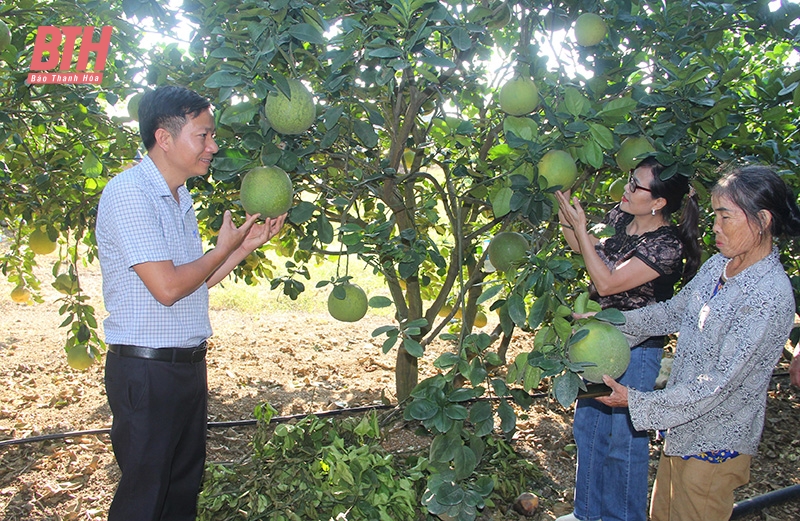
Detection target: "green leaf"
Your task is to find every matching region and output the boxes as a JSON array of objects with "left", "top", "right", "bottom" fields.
[
  {"left": 382, "top": 335, "right": 398, "bottom": 354},
  {"left": 476, "top": 284, "right": 504, "bottom": 305},
  {"left": 403, "top": 337, "right": 425, "bottom": 357},
  {"left": 490, "top": 186, "right": 513, "bottom": 217},
  {"left": 353, "top": 120, "right": 378, "bottom": 148},
  {"left": 435, "top": 481, "right": 466, "bottom": 506},
  {"left": 204, "top": 71, "right": 243, "bottom": 88},
  {"left": 430, "top": 434, "right": 457, "bottom": 463},
  {"left": 368, "top": 296, "right": 393, "bottom": 308},
  {"left": 445, "top": 403, "right": 469, "bottom": 421},
  {"left": 497, "top": 399, "right": 516, "bottom": 434},
  {"left": 564, "top": 87, "right": 590, "bottom": 116},
  {"left": 553, "top": 372, "right": 581, "bottom": 408},
  {"left": 468, "top": 400, "right": 492, "bottom": 423},
  {"left": 220, "top": 101, "right": 258, "bottom": 125},
  {"left": 596, "top": 97, "right": 638, "bottom": 119},
  {"left": 588, "top": 122, "right": 614, "bottom": 149},
  {"left": 508, "top": 293, "right": 527, "bottom": 327},
  {"left": 552, "top": 316, "right": 573, "bottom": 342},
  {"left": 581, "top": 139, "right": 604, "bottom": 169},
  {"left": 369, "top": 46, "right": 403, "bottom": 58},
  {"left": 419, "top": 52, "right": 456, "bottom": 69},
  {"left": 288, "top": 23, "right": 325, "bottom": 45},
  {"left": 407, "top": 398, "right": 438, "bottom": 420},
  {"left": 82, "top": 152, "right": 103, "bottom": 178},
  {"left": 594, "top": 308, "right": 626, "bottom": 325},
  {"left": 526, "top": 294, "right": 549, "bottom": 330},
  {"left": 448, "top": 387, "right": 476, "bottom": 402},
  {"left": 454, "top": 445, "right": 478, "bottom": 480},
  {"left": 503, "top": 116, "right": 537, "bottom": 142},
  {"left": 434, "top": 352, "right": 462, "bottom": 369},
  {"left": 209, "top": 46, "right": 243, "bottom": 59}
]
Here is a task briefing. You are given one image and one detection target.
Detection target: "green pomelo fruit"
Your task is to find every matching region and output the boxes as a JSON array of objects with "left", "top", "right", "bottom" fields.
[
  {"left": 10, "top": 285, "right": 31, "bottom": 304},
  {"left": 474, "top": 311, "right": 488, "bottom": 328},
  {"left": 29, "top": 228, "right": 57, "bottom": 255},
  {"left": 127, "top": 92, "right": 144, "bottom": 121},
  {"left": 264, "top": 79, "right": 316, "bottom": 135},
  {"left": 240, "top": 166, "right": 294, "bottom": 218},
  {"left": 538, "top": 149, "right": 578, "bottom": 190},
  {"left": 327, "top": 283, "right": 368, "bottom": 322},
  {"left": 403, "top": 149, "right": 415, "bottom": 171},
  {"left": 487, "top": 2, "right": 512, "bottom": 30},
  {"left": 0, "top": 20, "right": 11, "bottom": 52},
  {"left": 616, "top": 136, "right": 655, "bottom": 172},
  {"left": 608, "top": 177, "right": 626, "bottom": 202},
  {"left": 568, "top": 320, "right": 630, "bottom": 383},
  {"left": 499, "top": 77, "right": 539, "bottom": 116},
  {"left": 67, "top": 346, "right": 95, "bottom": 370},
  {"left": 488, "top": 231, "right": 528, "bottom": 272},
  {"left": 574, "top": 13, "right": 607, "bottom": 47}
]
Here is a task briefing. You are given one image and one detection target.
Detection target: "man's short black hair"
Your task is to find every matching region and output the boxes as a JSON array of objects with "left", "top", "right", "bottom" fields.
[{"left": 138, "top": 86, "right": 212, "bottom": 150}]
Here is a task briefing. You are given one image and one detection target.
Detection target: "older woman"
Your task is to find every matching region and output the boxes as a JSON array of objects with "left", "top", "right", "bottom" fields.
[{"left": 599, "top": 165, "right": 800, "bottom": 521}]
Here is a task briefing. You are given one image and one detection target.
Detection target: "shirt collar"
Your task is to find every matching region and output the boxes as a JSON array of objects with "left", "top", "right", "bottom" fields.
[{"left": 139, "top": 155, "right": 193, "bottom": 213}]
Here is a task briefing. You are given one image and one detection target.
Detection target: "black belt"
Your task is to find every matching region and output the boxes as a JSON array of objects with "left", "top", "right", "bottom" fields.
[{"left": 108, "top": 342, "right": 207, "bottom": 363}]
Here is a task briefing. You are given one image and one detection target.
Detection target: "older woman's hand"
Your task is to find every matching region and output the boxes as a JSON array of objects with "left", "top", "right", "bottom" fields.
[
  {"left": 596, "top": 375, "right": 629, "bottom": 407},
  {"left": 790, "top": 349, "right": 800, "bottom": 388}
]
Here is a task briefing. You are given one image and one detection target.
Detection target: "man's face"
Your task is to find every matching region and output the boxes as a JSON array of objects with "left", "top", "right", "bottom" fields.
[{"left": 169, "top": 108, "right": 218, "bottom": 180}]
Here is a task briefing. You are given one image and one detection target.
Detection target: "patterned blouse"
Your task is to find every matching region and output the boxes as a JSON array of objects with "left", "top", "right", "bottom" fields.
[
  {"left": 621, "top": 248, "right": 795, "bottom": 456},
  {"left": 591, "top": 206, "right": 684, "bottom": 311}
]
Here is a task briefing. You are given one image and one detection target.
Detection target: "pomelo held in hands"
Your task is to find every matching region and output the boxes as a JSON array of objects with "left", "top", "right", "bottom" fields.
[
  {"left": 538, "top": 149, "right": 578, "bottom": 190},
  {"left": 327, "top": 282, "right": 369, "bottom": 322},
  {"left": 568, "top": 319, "right": 630, "bottom": 383},
  {"left": 240, "top": 166, "right": 294, "bottom": 218}
]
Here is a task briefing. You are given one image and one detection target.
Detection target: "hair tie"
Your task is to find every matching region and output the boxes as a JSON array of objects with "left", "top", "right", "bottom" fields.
[{"left": 688, "top": 185, "right": 697, "bottom": 198}]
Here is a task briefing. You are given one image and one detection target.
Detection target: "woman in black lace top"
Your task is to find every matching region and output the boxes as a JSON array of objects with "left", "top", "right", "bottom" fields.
[{"left": 554, "top": 156, "right": 701, "bottom": 521}]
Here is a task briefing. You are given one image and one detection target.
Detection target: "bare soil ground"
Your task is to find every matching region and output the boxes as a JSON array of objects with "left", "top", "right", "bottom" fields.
[{"left": 1, "top": 259, "right": 798, "bottom": 520}]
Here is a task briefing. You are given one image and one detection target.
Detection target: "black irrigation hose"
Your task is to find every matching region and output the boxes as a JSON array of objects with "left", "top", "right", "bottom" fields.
[
  {"left": 0, "top": 403, "right": 395, "bottom": 448},
  {"left": 731, "top": 484, "right": 800, "bottom": 519},
  {"left": 0, "top": 372, "right": 794, "bottom": 449}
]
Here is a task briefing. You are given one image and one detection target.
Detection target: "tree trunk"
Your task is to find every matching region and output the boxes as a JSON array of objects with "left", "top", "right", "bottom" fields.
[{"left": 395, "top": 348, "right": 419, "bottom": 402}]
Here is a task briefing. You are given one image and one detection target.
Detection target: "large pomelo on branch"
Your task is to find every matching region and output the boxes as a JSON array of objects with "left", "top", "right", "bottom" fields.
[
  {"left": 488, "top": 231, "right": 528, "bottom": 272},
  {"left": 538, "top": 149, "right": 578, "bottom": 190},
  {"left": 264, "top": 79, "right": 316, "bottom": 135},
  {"left": 240, "top": 166, "right": 294, "bottom": 218},
  {"left": 616, "top": 136, "right": 655, "bottom": 172},
  {"left": 574, "top": 13, "right": 607, "bottom": 47},
  {"left": 568, "top": 320, "right": 630, "bottom": 383},
  {"left": 499, "top": 76, "right": 539, "bottom": 116},
  {"left": 327, "top": 283, "right": 369, "bottom": 322}
]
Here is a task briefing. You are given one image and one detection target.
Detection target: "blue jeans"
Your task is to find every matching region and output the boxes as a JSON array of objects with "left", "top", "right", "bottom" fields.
[{"left": 572, "top": 338, "right": 663, "bottom": 521}]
